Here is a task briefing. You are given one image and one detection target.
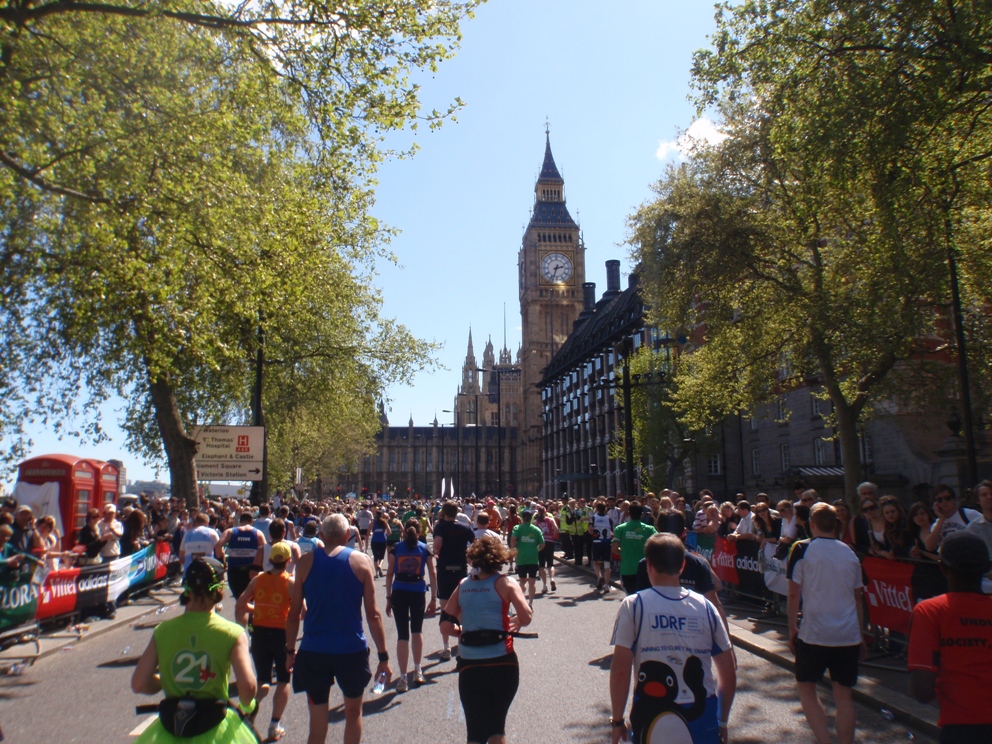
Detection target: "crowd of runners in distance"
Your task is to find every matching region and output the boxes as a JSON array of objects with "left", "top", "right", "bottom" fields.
[{"left": 118, "top": 480, "right": 992, "bottom": 744}]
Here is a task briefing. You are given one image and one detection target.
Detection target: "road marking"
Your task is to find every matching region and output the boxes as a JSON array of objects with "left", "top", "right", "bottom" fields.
[{"left": 129, "top": 714, "right": 157, "bottom": 737}]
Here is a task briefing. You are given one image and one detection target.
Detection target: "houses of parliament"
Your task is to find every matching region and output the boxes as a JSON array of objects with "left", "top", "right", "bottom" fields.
[{"left": 337, "top": 134, "right": 589, "bottom": 500}]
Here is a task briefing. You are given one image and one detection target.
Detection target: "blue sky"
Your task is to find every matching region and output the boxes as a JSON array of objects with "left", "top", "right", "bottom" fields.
[{"left": 11, "top": 1, "right": 722, "bottom": 486}]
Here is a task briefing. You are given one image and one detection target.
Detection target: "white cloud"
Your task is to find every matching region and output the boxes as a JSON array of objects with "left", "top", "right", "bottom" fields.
[{"left": 656, "top": 117, "right": 728, "bottom": 161}]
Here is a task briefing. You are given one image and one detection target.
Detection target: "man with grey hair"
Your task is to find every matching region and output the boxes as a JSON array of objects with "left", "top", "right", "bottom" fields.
[{"left": 286, "top": 514, "right": 392, "bottom": 744}]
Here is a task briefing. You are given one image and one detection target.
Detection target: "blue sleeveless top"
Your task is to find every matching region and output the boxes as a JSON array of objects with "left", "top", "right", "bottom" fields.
[
  {"left": 457, "top": 573, "right": 513, "bottom": 659},
  {"left": 226, "top": 527, "right": 260, "bottom": 568},
  {"left": 391, "top": 541, "right": 428, "bottom": 593},
  {"left": 300, "top": 547, "right": 366, "bottom": 654}
]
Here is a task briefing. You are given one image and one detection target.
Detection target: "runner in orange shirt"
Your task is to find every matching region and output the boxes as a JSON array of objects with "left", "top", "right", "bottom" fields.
[{"left": 236, "top": 542, "right": 295, "bottom": 741}]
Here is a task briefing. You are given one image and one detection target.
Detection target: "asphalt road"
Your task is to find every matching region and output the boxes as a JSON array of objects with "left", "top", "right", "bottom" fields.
[{"left": 0, "top": 560, "right": 934, "bottom": 743}]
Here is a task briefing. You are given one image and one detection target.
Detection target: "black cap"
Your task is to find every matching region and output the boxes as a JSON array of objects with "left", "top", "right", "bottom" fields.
[{"left": 939, "top": 531, "right": 991, "bottom": 574}]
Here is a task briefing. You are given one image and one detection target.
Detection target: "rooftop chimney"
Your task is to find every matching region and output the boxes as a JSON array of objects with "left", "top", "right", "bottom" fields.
[
  {"left": 601, "top": 260, "right": 622, "bottom": 302},
  {"left": 582, "top": 282, "right": 596, "bottom": 311}
]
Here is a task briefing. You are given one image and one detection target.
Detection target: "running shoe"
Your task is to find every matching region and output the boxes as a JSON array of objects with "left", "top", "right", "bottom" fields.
[
  {"left": 439, "top": 648, "right": 452, "bottom": 661},
  {"left": 413, "top": 670, "right": 426, "bottom": 685},
  {"left": 596, "top": 577, "right": 605, "bottom": 591},
  {"left": 396, "top": 676, "right": 409, "bottom": 693},
  {"left": 268, "top": 722, "right": 286, "bottom": 741},
  {"left": 550, "top": 579, "right": 557, "bottom": 592}
]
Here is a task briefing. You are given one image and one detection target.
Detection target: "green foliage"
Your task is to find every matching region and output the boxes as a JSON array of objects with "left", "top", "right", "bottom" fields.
[
  {"left": 632, "top": 0, "right": 992, "bottom": 503},
  {"left": 0, "top": 2, "right": 476, "bottom": 491}
]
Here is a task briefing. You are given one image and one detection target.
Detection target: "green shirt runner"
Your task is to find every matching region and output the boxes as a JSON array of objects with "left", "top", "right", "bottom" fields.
[
  {"left": 612, "top": 520, "right": 657, "bottom": 576},
  {"left": 153, "top": 610, "right": 244, "bottom": 700},
  {"left": 511, "top": 523, "right": 545, "bottom": 566}
]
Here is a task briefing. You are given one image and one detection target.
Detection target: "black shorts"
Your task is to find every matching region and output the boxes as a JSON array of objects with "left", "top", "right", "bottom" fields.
[
  {"left": 516, "top": 564, "right": 538, "bottom": 579},
  {"left": 538, "top": 544, "right": 555, "bottom": 569},
  {"left": 359, "top": 528, "right": 370, "bottom": 538},
  {"left": 372, "top": 541, "right": 387, "bottom": 562},
  {"left": 227, "top": 565, "right": 254, "bottom": 600},
  {"left": 458, "top": 653, "right": 519, "bottom": 743},
  {"left": 292, "top": 648, "right": 372, "bottom": 703},
  {"left": 621, "top": 574, "right": 639, "bottom": 595},
  {"left": 591, "top": 542, "right": 613, "bottom": 564},
  {"left": 250, "top": 625, "right": 290, "bottom": 685},
  {"left": 391, "top": 589, "right": 426, "bottom": 640},
  {"left": 794, "top": 639, "right": 860, "bottom": 687},
  {"left": 438, "top": 566, "right": 467, "bottom": 601}
]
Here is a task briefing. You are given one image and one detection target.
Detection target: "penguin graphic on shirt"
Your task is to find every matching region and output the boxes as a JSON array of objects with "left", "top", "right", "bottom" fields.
[{"left": 629, "top": 656, "right": 707, "bottom": 744}]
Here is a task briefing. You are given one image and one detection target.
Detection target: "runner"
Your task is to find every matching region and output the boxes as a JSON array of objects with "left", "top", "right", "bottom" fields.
[
  {"left": 235, "top": 542, "right": 295, "bottom": 741},
  {"left": 178, "top": 512, "right": 219, "bottom": 572},
  {"left": 609, "top": 533, "right": 736, "bottom": 744},
  {"left": 285, "top": 514, "right": 391, "bottom": 744},
  {"left": 612, "top": 502, "right": 655, "bottom": 595},
  {"left": 385, "top": 518, "right": 438, "bottom": 692},
  {"left": 909, "top": 531, "right": 992, "bottom": 742},
  {"left": 533, "top": 505, "right": 559, "bottom": 594},
  {"left": 509, "top": 509, "right": 544, "bottom": 608},
  {"left": 369, "top": 512, "right": 390, "bottom": 578},
  {"left": 131, "top": 557, "right": 258, "bottom": 744},
  {"left": 589, "top": 499, "right": 616, "bottom": 594},
  {"left": 296, "top": 521, "right": 325, "bottom": 557},
  {"left": 787, "top": 503, "right": 865, "bottom": 744},
  {"left": 440, "top": 534, "right": 532, "bottom": 744},
  {"left": 356, "top": 504, "right": 374, "bottom": 553},
  {"left": 216, "top": 511, "right": 266, "bottom": 600},
  {"left": 432, "top": 501, "right": 477, "bottom": 661}
]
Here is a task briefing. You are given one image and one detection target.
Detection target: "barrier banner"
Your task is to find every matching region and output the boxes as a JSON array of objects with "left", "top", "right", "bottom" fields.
[
  {"left": 694, "top": 533, "right": 715, "bottom": 564},
  {"left": 761, "top": 543, "right": 790, "bottom": 596},
  {"left": 710, "top": 537, "right": 739, "bottom": 585},
  {"left": 31, "top": 544, "right": 174, "bottom": 623},
  {"left": 731, "top": 539, "right": 766, "bottom": 597},
  {"left": 0, "top": 562, "right": 42, "bottom": 631},
  {"left": 862, "top": 556, "right": 915, "bottom": 634}
]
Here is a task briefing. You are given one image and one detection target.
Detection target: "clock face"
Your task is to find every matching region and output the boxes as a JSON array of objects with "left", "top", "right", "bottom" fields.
[{"left": 540, "top": 252, "right": 573, "bottom": 283}]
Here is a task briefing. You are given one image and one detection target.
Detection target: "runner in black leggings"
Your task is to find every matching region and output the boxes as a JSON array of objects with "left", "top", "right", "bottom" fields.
[{"left": 385, "top": 519, "right": 437, "bottom": 692}]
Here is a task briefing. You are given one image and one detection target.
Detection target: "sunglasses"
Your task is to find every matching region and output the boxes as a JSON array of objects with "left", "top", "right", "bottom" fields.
[{"left": 862, "top": 503, "right": 878, "bottom": 511}]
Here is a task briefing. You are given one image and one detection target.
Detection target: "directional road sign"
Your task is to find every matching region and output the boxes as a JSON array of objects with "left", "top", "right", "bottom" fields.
[{"left": 191, "top": 425, "right": 265, "bottom": 482}]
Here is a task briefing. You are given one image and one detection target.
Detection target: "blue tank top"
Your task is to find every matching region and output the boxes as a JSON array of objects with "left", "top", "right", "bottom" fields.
[
  {"left": 391, "top": 541, "right": 428, "bottom": 593},
  {"left": 457, "top": 573, "right": 512, "bottom": 659},
  {"left": 300, "top": 548, "right": 366, "bottom": 654},
  {"left": 226, "top": 527, "right": 260, "bottom": 568},
  {"left": 371, "top": 525, "right": 387, "bottom": 544}
]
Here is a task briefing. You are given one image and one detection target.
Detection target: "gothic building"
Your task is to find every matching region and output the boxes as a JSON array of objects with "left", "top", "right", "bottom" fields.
[{"left": 517, "top": 134, "right": 586, "bottom": 496}]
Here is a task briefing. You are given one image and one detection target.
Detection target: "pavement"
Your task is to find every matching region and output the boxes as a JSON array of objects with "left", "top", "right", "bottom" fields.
[{"left": 557, "top": 555, "right": 941, "bottom": 739}]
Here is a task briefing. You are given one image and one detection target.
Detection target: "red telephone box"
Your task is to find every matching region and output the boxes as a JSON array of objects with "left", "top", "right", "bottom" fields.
[
  {"left": 16, "top": 454, "right": 98, "bottom": 550},
  {"left": 87, "top": 459, "right": 121, "bottom": 506}
]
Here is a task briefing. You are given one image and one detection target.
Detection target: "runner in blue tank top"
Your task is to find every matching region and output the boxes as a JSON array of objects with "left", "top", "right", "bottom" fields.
[
  {"left": 441, "top": 534, "right": 532, "bottom": 744},
  {"left": 285, "top": 514, "right": 392, "bottom": 744}
]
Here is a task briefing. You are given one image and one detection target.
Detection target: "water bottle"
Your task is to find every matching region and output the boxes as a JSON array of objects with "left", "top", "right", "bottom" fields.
[{"left": 371, "top": 672, "right": 387, "bottom": 694}]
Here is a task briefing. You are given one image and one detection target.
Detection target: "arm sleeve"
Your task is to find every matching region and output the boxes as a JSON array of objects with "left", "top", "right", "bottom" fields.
[{"left": 907, "top": 603, "right": 939, "bottom": 672}]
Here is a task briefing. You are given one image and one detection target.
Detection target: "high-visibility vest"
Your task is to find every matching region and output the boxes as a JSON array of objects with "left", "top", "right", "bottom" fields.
[{"left": 559, "top": 508, "right": 578, "bottom": 536}]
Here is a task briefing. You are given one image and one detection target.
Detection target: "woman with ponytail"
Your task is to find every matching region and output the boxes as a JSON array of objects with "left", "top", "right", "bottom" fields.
[
  {"left": 385, "top": 518, "right": 437, "bottom": 692},
  {"left": 131, "top": 557, "right": 258, "bottom": 743}
]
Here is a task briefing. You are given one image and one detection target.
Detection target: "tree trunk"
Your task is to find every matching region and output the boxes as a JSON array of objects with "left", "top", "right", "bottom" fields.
[
  {"left": 831, "top": 396, "right": 865, "bottom": 513},
  {"left": 147, "top": 372, "right": 199, "bottom": 509}
]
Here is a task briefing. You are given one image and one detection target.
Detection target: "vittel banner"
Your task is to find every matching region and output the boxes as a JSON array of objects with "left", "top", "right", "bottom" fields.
[{"left": 862, "top": 557, "right": 916, "bottom": 634}]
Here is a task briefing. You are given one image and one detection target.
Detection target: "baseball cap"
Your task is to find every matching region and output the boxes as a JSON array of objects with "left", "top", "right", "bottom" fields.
[
  {"left": 486, "top": 499, "right": 495, "bottom": 506},
  {"left": 939, "top": 531, "right": 991, "bottom": 574},
  {"left": 269, "top": 542, "right": 292, "bottom": 564}
]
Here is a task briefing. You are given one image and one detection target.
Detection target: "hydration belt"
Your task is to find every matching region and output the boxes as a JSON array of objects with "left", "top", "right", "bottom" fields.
[
  {"left": 395, "top": 572, "right": 422, "bottom": 583},
  {"left": 158, "top": 696, "right": 230, "bottom": 738},
  {"left": 460, "top": 629, "right": 509, "bottom": 647}
]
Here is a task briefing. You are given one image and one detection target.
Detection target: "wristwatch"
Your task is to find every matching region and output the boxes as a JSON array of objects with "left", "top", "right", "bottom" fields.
[{"left": 609, "top": 717, "right": 625, "bottom": 728}]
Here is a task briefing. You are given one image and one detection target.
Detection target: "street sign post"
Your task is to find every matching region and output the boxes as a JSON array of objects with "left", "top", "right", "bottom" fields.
[{"left": 191, "top": 425, "right": 265, "bottom": 482}]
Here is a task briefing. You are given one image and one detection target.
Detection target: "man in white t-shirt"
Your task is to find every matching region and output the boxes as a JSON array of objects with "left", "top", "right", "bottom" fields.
[
  {"left": 610, "top": 533, "right": 735, "bottom": 744},
  {"left": 924, "top": 484, "right": 982, "bottom": 553},
  {"left": 728, "top": 501, "right": 758, "bottom": 542},
  {"left": 356, "top": 506, "right": 374, "bottom": 552},
  {"left": 787, "top": 503, "right": 865, "bottom": 744},
  {"left": 179, "top": 512, "right": 220, "bottom": 571}
]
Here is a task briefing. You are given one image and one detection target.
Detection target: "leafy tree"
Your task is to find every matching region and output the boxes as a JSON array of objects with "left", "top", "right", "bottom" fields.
[
  {"left": 0, "top": 2, "right": 473, "bottom": 505},
  {"left": 632, "top": 1, "right": 992, "bottom": 507}
]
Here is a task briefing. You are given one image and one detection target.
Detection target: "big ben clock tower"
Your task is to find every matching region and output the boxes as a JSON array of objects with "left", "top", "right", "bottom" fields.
[{"left": 518, "top": 132, "right": 585, "bottom": 497}]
